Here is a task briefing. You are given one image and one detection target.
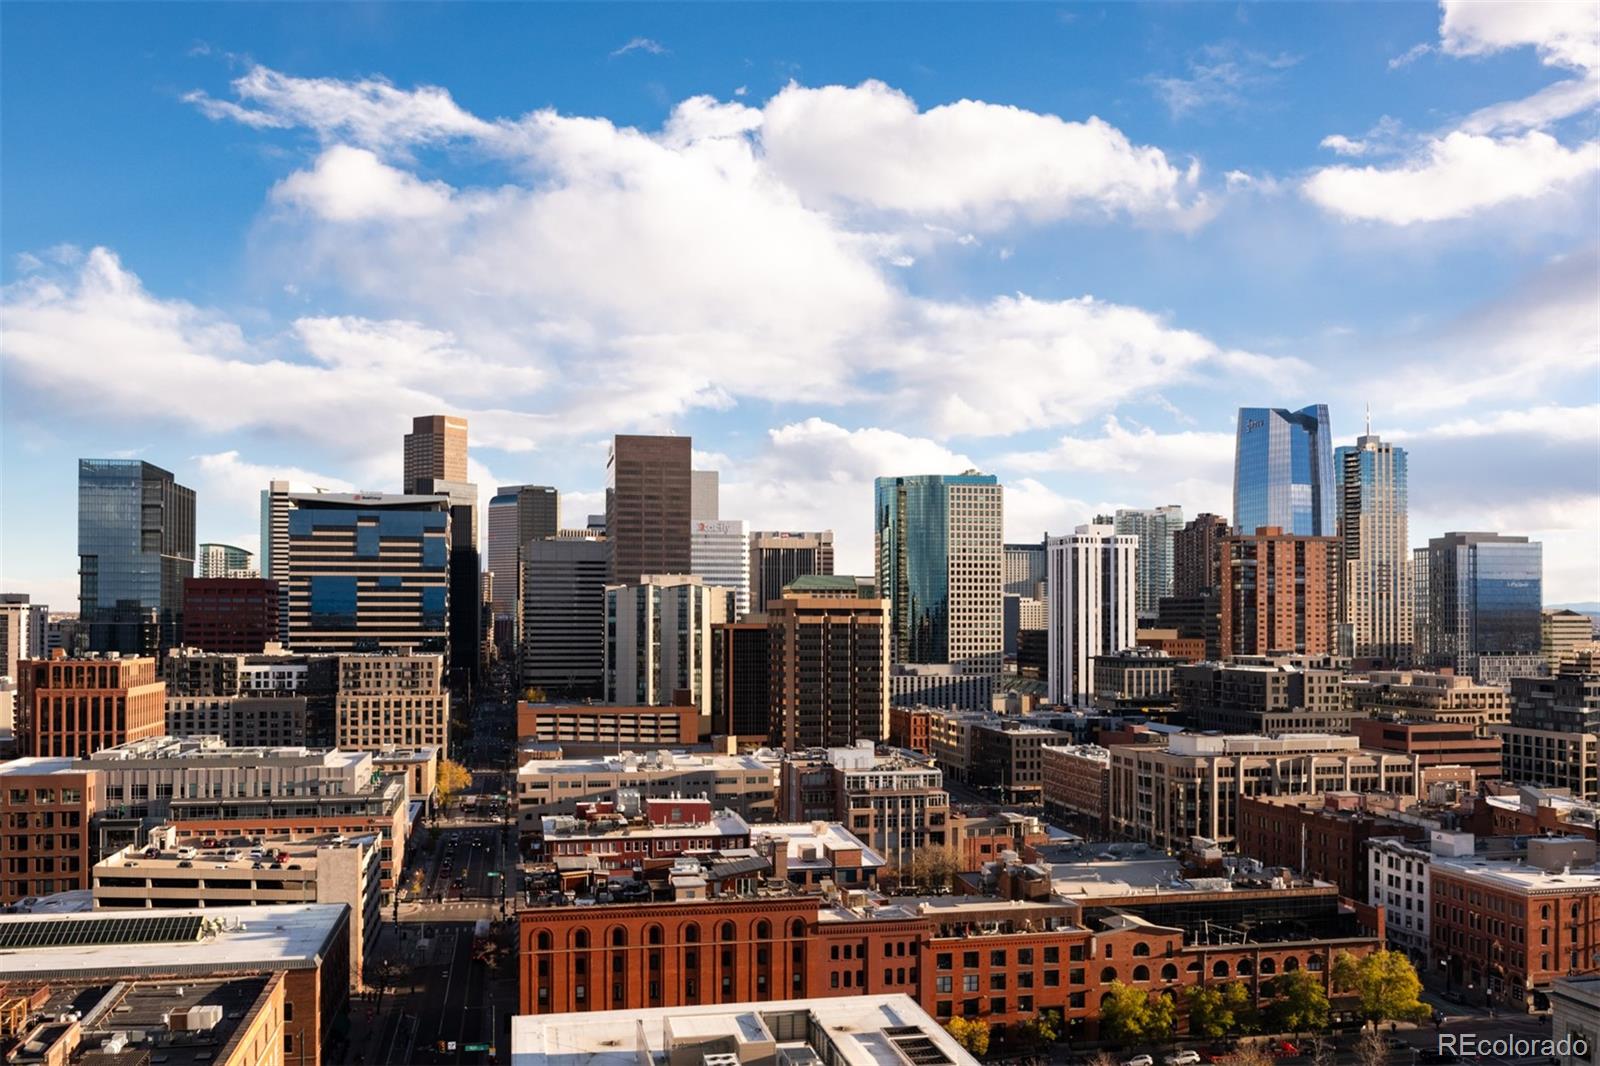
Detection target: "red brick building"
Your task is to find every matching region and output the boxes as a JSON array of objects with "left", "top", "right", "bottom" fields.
[
  {"left": 889, "top": 706, "right": 932, "bottom": 754},
  {"left": 181, "top": 578, "right": 279, "bottom": 653},
  {"left": 1235, "top": 793, "right": 1427, "bottom": 900},
  {"left": 1352, "top": 719, "right": 1502, "bottom": 781},
  {"left": 16, "top": 651, "right": 166, "bottom": 758},
  {"left": 1219, "top": 527, "right": 1338, "bottom": 658},
  {"left": 0, "top": 758, "right": 95, "bottom": 905}
]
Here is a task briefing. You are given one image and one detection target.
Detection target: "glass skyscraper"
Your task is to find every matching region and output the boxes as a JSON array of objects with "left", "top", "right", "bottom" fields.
[
  {"left": 1416, "top": 531, "right": 1543, "bottom": 682},
  {"left": 78, "top": 458, "right": 195, "bottom": 655},
  {"left": 1336, "top": 432, "right": 1412, "bottom": 661},
  {"left": 1232, "top": 405, "right": 1337, "bottom": 537},
  {"left": 874, "top": 473, "right": 1003, "bottom": 675}
]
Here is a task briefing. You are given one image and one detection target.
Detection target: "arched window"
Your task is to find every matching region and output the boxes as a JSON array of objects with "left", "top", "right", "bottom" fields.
[
  {"left": 755, "top": 920, "right": 771, "bottom": 940},
  {"left": 1237, "top": 959, "right": 1255, "bottom": 976},
  {"left": 1259, "top": 958, "right": 1277, "bottom": 975},
  {"left": 1133, "top": 965, "right": 1150, "bottom": 982},
  {"left": 1187, "top": 960, "right": 1202, "bottom": 972},
  {"left": 1101, "top": 966, "right": 1118, "bottom": 983},
  {"left": 684, "top": 923, "right": 701, "bottom": 944},
  {"left": 1100, "top": 992, "right": 1116, "bottom": 1009},
  {"left": 789, "top": 918, "right": 806, "bottom": 939},
  {"left": 537, "top": 931, "right": 552, "bottom": 951},
  {"left": 1161, "top": 964, "right": 1178, "bottom": 981},
  {"left": 1307, "top": 956, "right": 1324, "bottom": 972},
  {"left": 1133, "top": 942, "right": 1151, "bottom": 957},
  {"left": 1284, "top": 957, "right": 1300, "bottom": 972},
  {"left": 1213, "top": 960, "right": 1230, "bottom": 978},
  {"left": 719, "top": 921, "right": 736, "bottom": 942},
  {"left": 574, "top": 930, "right": 589, "bottom": 949},
  {"left": 1542, "top": 904, "right": 1552, "bottom": 920},
  {"left": 646, "top": 925, "right": 663, "bottom": 946}
]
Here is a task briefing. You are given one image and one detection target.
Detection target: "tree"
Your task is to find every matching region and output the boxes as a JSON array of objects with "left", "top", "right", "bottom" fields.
[
  {"left": 1267, "top": 970, "right": 1329, "bottom": 1035},
  {"left": 1307, "top": 1035, "right": 1337, "bottom": 1066},
  {"left": 1220, "top": 980, "right": 1259, "bottom": 1035},
  {"left": 1228, "top": 1044, "right": 1274, "bottom": 1066},
  {"left": 1102, "top": 982, "right": 1176, "bottom": 1045},
  {"left": 907, "top": 844, "right": 964, "bottom": 891},
  {"left": 1089, "top": 1052, "right": 1118, "bottom": 1066},
  {"left": 1145, "top": 994, "right": 1178, "bottom": 1043},
  {"left": 1014, "top": 1009, "right": 1060, "bottom": 1049},
  {"left": 523, "top": 686, "right": 548, "bottom": 703},
  {"left": 946, "top": 1017, "right": 990, "bottom": 1056},
  {"left": 1349, "top": 950, "right": 1430, "bottom": 1027},
  {"left": 437, "top": 758, "right": 472, "bottom": 811},
  {"left": 1353, "top": 1026, "right": 1388, "bottom": 1066},
  {"left": 1330, "top": 951, "right": 1362, "bottom": 995},
  {"left": 1187, "top": 982, "right": 1256, "bottom": 1039}
]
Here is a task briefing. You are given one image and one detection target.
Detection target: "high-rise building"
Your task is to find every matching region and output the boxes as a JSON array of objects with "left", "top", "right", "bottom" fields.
[
  {"left": 692, "top": 519, "right": 750, "bottom": 617},
  {"left": 260, "top": 479, "right": 295, "bottom": 644},
  {"left": 749, "top": 531, "right": 835, "bottom": 610},
  {"left": 488, "top": 484, "right": 561, "bottom": 647},
  {"left": 1336, "top": 430, "right": 1412, "bottom": 662},
  {"left": 606, "top": 435, "right": 692, "bottom": 585},
  {"left": 691, "top": 469, "right": 719, "bottom": 522},
  {"left": 181, "top": 578, "right": 280, "bottom": 653},
  {"left": 874, "top": 473, "right": 1004, "bottom": 676},
  {"left": 284, "top": 493, "right": 450, "bottom": 656},
  {"left": 0, "top": 593, "right": 30, "bottom": 681},
  {"left": 1114, "top": 505, "right": 1184, "bottom": 619},
  {"left": 78, "top": 458, "right": 196, "bottom": 655},
  {"left": 604, "top": 575, "right": 731, "bottom": 723},
  {"left": 1415, "top": 532, "right": 1544, "bottom": 682},
  {"left": 1232, "top": 405, "right": 1337, "bottom": 537},
  {"left": 402, "top": 414, "right": 468, "bottom": 493},
  {"left": 16, "top": 652, "right": 167, "bottom": 758},
  {"left": 1003, "top": 541, "right": 1046, "bottom": 597},
  {"left": 1542, "top": 609, "right": 1596, "bottom": 672},
  {"left": 711, "top": 621, "right": 770, "bottom": 742},
  {"left": 1173, "top": 513, "right": 1228, "bottom": 598},
  {"left": 1046, "top": 524, "right": 1137, "bottom": 707},
  {"left": 413, "top": 477, "right": 481, "bottom": 686},
  {"left": 1218, "top": 526, "right": 1339, "bottom": 658},
  {"left": 522, "top": 535, "right": 609, "bottom": 699},
  {"left": 767, "top": 576, "right": 890, "bottom": 749},
  {"left": 197, "top": 543, "right": 256, "bottom": 578}
]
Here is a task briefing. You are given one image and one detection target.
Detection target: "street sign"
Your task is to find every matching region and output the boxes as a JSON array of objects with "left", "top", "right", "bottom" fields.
[
  {"left": 466, "top": 1044, "right": 490, "bottom": 1052},
  {"left": 486, "top": 871, "right": 500, "bottom": 878}
]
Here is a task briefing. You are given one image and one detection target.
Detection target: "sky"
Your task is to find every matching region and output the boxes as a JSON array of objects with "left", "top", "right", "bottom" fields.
[{"left": 2, "top": 1, "right": 1598, "bottom": 613}]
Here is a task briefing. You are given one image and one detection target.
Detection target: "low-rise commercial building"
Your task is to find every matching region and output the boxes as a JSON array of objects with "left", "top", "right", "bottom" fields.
[
  {"left": 776, "top": 744, "right": 948, "bottom": 872},
  {"left": 1343, "top": 669, "right": 1511, "bottom": 730},
  {"left": 535, "top": 797, "right": 752, "bottom": 869},
  {"left": 517, "top": 701, "right": 699, "bottom": 751},
  {"left": 889, "top": 664, "right": 992, "bottom": 713},
  {"left": 1551, "top": 975, "right": 1600, "bottom": 1066},
  {"left": 1091, "top": 647, "right": 1176, "bottom": 711},
  {"left": 517, "top": 751, "right": 775, "bottom": 828},
  {"left": 1351, "top": 718, "right": 1502, "bottom": 780},
  {"left": 1236, "top": 792, "right": 1427, "bottom": 900},
  {"left": 0, "top": 758, "right": 94, "bottom": 906},
  {"left": 372, "top": 746, "right": 438, "bottom": 813},
  {"left": 1175, "top": 656, "right": 1356, "bottom": 734},
  {"left": 947, "top": 810, "right": 1048, "bottom": 868},
  {"left": 1041, "top": 744, "right": 1110, "bottom": 832},
  {"left": 1367, "top": 835, "right": 1438, "bottom": 967}
]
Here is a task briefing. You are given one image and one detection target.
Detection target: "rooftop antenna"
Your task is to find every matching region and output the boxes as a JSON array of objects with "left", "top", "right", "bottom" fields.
[{"left": 1365, "top": 403, "right": 1371, "bottom": 437}]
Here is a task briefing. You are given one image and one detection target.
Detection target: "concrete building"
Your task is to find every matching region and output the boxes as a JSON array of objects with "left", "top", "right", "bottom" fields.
[
  {"left": 1219, "top": 526, "right": 1339, "bottom": 658},
  {"left": 334, "top": 651, "right": 448, "bottom": 754},
  {"left": 516, "top": 750, "right": 777, "bottom": 827},
  {"left": 371, "top": 746, "right": 438, "bottom": 812},
  {"left": 1366, "top": 834, "right": 1441, "bottom": 967},
  {"left": 967, "top": 719, "right": 1070, "bottom": 803},
  {"left": 1046, "top": 524, "right": 1137, "bottom": 707},
  {"left": 1173, "top": 513, "right": 1229, "bottom": 598},
  {"left": 1416, "top": 531, "right": 1544, "bottom": 683},
  {"left": 0, "top": 758, "right": 94, "bottom": 906},
  {"left": 777, "top": 743, "right": 948, "bottom": 872},
  {"left": 711, "top": 621, "right": 769, "bottom": 742},
  {"left": 1343, "top": 669, "right": 1511, "bottom": 730},
  {"left": 691, "top": 469, "right": 719, "bottom": 523},
  {"left": 1175, "top": 656, "right": 1357, "bottom": 734},
  {"left": 260, "top": 479, "right": 295, "bottom": 644},
  {"left": 1351, "top": 718, "right": 1502, "bottom": 780},
  {"left": 1545, "top": 609, "right": 1596, "bottom": 672},
  {"left": 606, "top": 435, "right": 692, "bottom": 585},
  {"left": 748, "top": 530, "right": 835, "bottom": 611},
  {"left": 15, "top": 652, "right": 166, "bottom": 758},
  {"left": 767, "top": 577, "right": 890, "bottom": 750},
  {"left": 1041, "top": 744, "right": 1110, "bottom": 832},
  {"left": 162, "top": 648, "right": 328, "bottom": 748},
  {"left": 78, "top": 459, "right": 196, "bottom": 656},
  {"left": 1091, "top": 647, "right": 1176, "bottom": 711},
  {"left": 1232, "top": 404, "right": 1337, "bottom": 537},
  {"left": 605, "top": 575, "right": 732, "bottom": 721},
  {"left": 284, "top": 492, "right": 451, "bottom": 656},
  {"left": 1551, "top": 975, "right": 1600, "bottom": 1066},
  {"left": 516, "top": 701, "right": 699, "bottom": 751},
  {"left": 488, "top": 484, "right": 560, "bottom": 647},
  {"left": 1108, "top": 733, "right": 1419, "bottom": 851},
  {"left": 1492, "top": 672, "right": 1600, "bottom": 801},
  {"left": 874, "top": 474, "right": 1004, "bottom": 677},
  {"left": 1114, "top": 506, "right": 1183, "bottom": 620},
  {"left": 402, "top": 413, "right": 468, "bottom": 493},
  {"left": 1, "top": 594, "right": 33, "bottom": 682},
  {"left": 509, "top": 995, "right": 981, "bottom": 1066},
  {"left": 522, "top": 535, "right": 608, "bottom": 699},
  {"left": 692, "top": 519, "right": 750, "bottom": 617},
  {"left": 1004, "top": 541, "right": 1046, "bottom": 598},
  {"left": 1336, "top": 431, "right": 1413, "bottom": 662},
  {"left": 0, "top": 903, "right": 350, "bottom": 1066},
  {"left": 181, "top": 577, "right": 280, "bottom": 653},
  {"left": 197, "top": 542, "right": 255, "bottom": 579},
  {"left": 889, "top": 663, "right": 993, "bottom": 712}
]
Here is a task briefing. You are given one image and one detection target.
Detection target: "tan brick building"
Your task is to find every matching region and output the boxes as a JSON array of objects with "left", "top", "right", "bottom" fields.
[{"left": 1219, "top": 527, "right": 1338, "bottom": 658}]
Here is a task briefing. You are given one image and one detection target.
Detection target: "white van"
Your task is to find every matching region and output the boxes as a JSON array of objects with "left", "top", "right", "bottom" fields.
[{"left": 175, "top": 846, "right": 198, "bottom": 860}]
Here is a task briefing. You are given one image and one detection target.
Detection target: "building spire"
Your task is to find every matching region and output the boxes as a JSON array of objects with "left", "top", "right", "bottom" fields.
[{"left": 1365, "top": 402, "right": 1371, "bottom": 437}]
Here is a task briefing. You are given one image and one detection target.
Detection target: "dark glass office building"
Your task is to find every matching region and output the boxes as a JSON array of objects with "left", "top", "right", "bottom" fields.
[
  {"left": 1416, "top": 531, "right": 1543, "bottom": 681},
  {"left": 284, "top": 494, "right": 451, "bottom": 656},
  {"left": 1232, "top": 405, "right": 1337, "bottom": 537},
  {"left": 78, "top": 459, "right": 196, "bottom": 655}
]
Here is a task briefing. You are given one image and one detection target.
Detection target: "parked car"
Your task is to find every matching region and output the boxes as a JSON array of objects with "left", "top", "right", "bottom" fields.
[
  {"left": 1167, "top": 1052, "right": 1202, "bottom": 1066},
  {"left": 1200, "top": 1048, "right": 1234, "bottom": 1064},
  {"left": 1124, "top": 1056, "right": 1154, "bottom": 1066},
  {"left": 1270, "top": 1042, "right": 1300, "bottom": 1058}
]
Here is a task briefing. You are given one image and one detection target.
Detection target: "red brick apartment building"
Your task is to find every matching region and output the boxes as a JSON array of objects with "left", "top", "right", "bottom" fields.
[
  {"left": 1236, "top": 793, "right": 1428, "bottom": 900},
  {"left": 0, "top": 758, "right": 95, "bottom": 905},
  {"left": 181, "top": 577, "right": 280, "bottom": 653},
  {"left": 15, "top": 651, "right": 165, "bottom": 758}
]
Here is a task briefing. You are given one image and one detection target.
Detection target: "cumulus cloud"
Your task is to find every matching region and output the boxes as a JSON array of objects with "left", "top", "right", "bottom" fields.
[
  {"left": 1438, "top": 0, "right": 1599, "bottom": 71},
  {"left": 271, "top": 145, "right": 455, "bottom": 220}
]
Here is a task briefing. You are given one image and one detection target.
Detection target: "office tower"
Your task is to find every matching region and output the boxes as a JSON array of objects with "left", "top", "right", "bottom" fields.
[
  {"left": 414, "top": 476, "right": 481, "bottom": 686},
  {"left": 712, "top": 621, "right": 770, "bottom": 741},
  {"left": 402, "top": 413, "right": 468, "bottom": 493},
  {"left": 181, "top": 578, "right": 280, "bottom": 653},
  {"left": 691, "top": 469, "right": 719, "bottom": 522},
  {"left": 16, "top": 652, "right": 166, "bottom": 758},
  {"left": 1114, "top": 505, "right": 1184, "bottom": 619},
  {"left": 0, "top": 594, "right": 29, "bottom": 681},
  {"left": 284, "top": 493, "right": 450, "bottom": 655},
  {"left": 488, "top": 484, "right": 560, "bottom": 648},
  {"left": 606, "top": 435, "right": 692, "bottom": 585},
  {"left": 78, "top": 458, "right": 196, "bottom": 655},
  {"left": 767, "top": 576, "right": 890, "bottom": 749},
  {"left": 197, "top": 543, "right": 255, "bottom": 579},
  {"left": 604, "top": 575, "right": 731, "bottom": 722},
  {"left": 1543, "top": 609, "right": 1596, "bottom": 671},
  {"left": 1003, "top": 541, "right": 1046, "bottom": 597},
  {"left": 260, "top": 479, "right": 295, "bottom": 644},
  {"left": 874, "top": 473, "right": 1004, "bottom": 676},
  {"left": 24, "top": 603, "right": 48, "bottom": 659},
  {"left": 1416, "top": 532, "right": 1544, "bottom": 683},
  {"left": 1232, "top": 404, "right": 1337, "bottom": 537},
  {"left": 586, "top": 514, "right": 607, "bottom": 536},
  {"left": 1046, "top": 524, "right": 1137, "bottom": 706},
  {"left": 749, "top": 531, "right": 835, "bottom": 610},
  {"left": 1219, "top": 526, "right": 1339, "bottom": 658},
  {"left": 1173, "top": 513, "right": 1229, "bottom": 598},
  {"left": 1336, "top": 430, "right": 1413, "bottom": 662},
  {"left": 692, "top": 519, "right": 750, "bottom": 617},
  {"left": 522, "top": 536, "right": 609, "bottom": 698}
]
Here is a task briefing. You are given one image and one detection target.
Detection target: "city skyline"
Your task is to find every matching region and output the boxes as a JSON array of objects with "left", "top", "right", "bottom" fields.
[{"left": 3, "top": 2, "right": 1598, "bottom": 611}]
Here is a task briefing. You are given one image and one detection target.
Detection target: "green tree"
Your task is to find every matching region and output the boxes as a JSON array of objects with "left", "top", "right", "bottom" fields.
[
  {"left": 1102, "top": 982, "right": 1176, "bottom": 1044},
  {"left": 1268, "top": 970, "right": 1329, "bottom": 1034},
  {"left": 1145, "top": 994, "right": 1178, "bottom": 1043},
  {"left": 1015, "top": 1010, "right": 1060, "bottom": 1049},
  {"left": 1351, "top": 950, "right": 1430, "bottom": 1027},
  {"left": 1187, "top": 981, "right": 1256, "bottom": 1038},
  {"left": 1221, "top": 980, "right": 1259, "bottom": 1034},
  {"left": 437, "top": 758, "right": 472, "bottom": 811},
  {"left": 946, "top": 1017, "right": 990, "bottom": 1056},
  {"left": 1330, "top": 951, "right": 1362, "bottom": 995}
]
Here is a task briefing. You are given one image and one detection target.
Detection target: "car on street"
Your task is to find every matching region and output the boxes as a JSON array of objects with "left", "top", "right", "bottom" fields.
[
  {"left": 1270, "top": 1042, "right": 1299, "bottom": 1058},
  {"left": 1124, "top": 1056, "right": 1154, "bottom": 1066},
  {"left": 1166, "top": 1052, "right": 1202, "bottom": 1066}
]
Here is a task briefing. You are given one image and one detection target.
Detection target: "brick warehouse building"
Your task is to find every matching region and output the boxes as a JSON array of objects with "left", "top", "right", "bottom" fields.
[
  {"left": 1236, "top": 793, "right": 1428, "bottom": 900},
  {"left": 518, "top": 879, "right": 1384, "bottom": 1037}
]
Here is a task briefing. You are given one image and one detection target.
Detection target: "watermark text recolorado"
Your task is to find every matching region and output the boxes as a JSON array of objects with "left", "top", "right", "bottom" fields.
[{"left": 1439, "top": 1034, "right": 1589, "bottom": 1057}]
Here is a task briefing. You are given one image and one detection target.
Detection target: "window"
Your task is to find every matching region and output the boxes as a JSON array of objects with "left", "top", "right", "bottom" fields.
[
  {"left": 1133, "top": 942, "right": 1151, "bottom": 957},
  {"left": 963, "top": 975, "right": 979, "bottom": 993},
  {"left": 991, "top": 949, "right": 1006, "bottom": 967},
  {"left": 1101, "top": 967, "right": 1117, "bottom": 983},
  {"left": 990, "top": 973, "right": 1006, "bottom": 990},
  {"left": 937, "top": 976, "right": 952, "bottom": 994},
  {"left": 1133, "top": 965, "right": 1149, "bottom": 982},
  {"left": 937, "top": 953, "right": 952, "bottom": 970},
  {"left": 964, "top": 951, "right": 979, "bottom": 968}
]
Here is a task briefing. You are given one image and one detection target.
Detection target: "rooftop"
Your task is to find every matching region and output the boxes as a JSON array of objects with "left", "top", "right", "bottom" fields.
[
  {"left": 519, "top": 750, "right": 773, "bottom": 778},
  {"left": 541, "top": 810, "right": 751, "bottom": 841},
  {"left": 749, "top": 823, "right": 887, "bottom": 870},
  {"left": 0, "top": 758, "right": 81, "bottom": 778},
  {"left": 1430, "top": 856, "right": 1600, "bottom": 893},
  {"left": 510, "top": 994, "right": 977, "bottom": 1066},
  {"left": 95, "top": 832, "right": 378, "bottom": 873},
  {"left": 0, "top": 903, "right": 348, "bottom": 981}
]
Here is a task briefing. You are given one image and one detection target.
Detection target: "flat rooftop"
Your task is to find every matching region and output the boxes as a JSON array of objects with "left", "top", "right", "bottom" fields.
[
  {"left": 0, "top": 903, "right": 347, "bottom": 981},
  {"left": 1431, "top": 857, "right": 1600, "bottom": 892},
  {"left": 0, "top": 758, "right": 81, "bottom": 778},
  {"left": 519, "top": 751, "right": 773, "bottom": 777},
  {"left": 97, "top": 833, "right": 378, "bottom": 872},
  {"left": 510, "top": 993, "right": 977, "bottom": 1066},
  {"left": 748, "top": 823, "right": 886, "bottom": 869}
]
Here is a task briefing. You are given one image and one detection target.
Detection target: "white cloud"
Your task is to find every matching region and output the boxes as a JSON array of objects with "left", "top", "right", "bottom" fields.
[
  {"left": 294, "top": 315, "right": 544, "bottom": 398},
  {"left": 271, "top": 145, "right": 455, "bottom": 221},
  {"left": 1458, "top": 74, "right": 1600, "bottom": 135},
  {"left": 1396, "top": 405, "right": 1600, "bottom": 443},
  {"left": 1388, "top": 43, "right": 1434, "bottom": 70},
  {"left": 998, "top": 415, "right": 1235, "bottom": 478},
  {"left": 1319, "top": 134, "right": 1368, "bottom": 157},
  {"left": 1146, "top": 42, "right": 1300, "bottom": 119},
  {"left": 610, "top": 37, "right": 668, "bottom": 58},
  {"left": 1438, "top": 0, "right": 1599, "bottom": 71},
  {"left": 1303, "top": 130, "right": 1600, "bottom": 224}
]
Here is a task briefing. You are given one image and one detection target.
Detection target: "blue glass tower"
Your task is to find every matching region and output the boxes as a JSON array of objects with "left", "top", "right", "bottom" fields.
[
  {"left": 1417, "top": 531, "right": 1543, "bottom": 681},
  {"left": 1232, "top": 404, "right": 1337, "bottom": 536},
  {"left": 78, "top": 458, "right": 196, "bottom": 655}
]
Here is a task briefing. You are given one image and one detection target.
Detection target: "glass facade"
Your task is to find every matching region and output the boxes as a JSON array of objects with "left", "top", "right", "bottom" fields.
[
  {"left": 876, "top": 476, "right": 952, "bottom": 664},
  {"left": 78, "top": 459, "right": 196, "bottom": 654},
  {"left": 1335, "top": 435, "right": 1412, "bottom": 661},
  {"left": 1232, "top": 405, "right": 1336, "bottom": 537},
  {"left": 1417, "top": 532, "right": 1543, "bottom": 679}
]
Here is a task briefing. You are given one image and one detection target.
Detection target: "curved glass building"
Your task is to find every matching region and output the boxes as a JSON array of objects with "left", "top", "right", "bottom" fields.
[{"left": 1232, "top": 404, "right": 1337, "bottom": 537}]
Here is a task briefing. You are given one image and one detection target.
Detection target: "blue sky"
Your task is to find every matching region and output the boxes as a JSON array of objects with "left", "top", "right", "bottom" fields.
[{"left": 3, "top": 2, "right": 1597, "bottom": 611}]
